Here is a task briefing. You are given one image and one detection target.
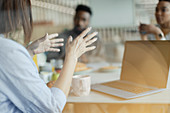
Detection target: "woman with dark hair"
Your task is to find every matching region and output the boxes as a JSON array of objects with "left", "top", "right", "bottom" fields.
[
  {"left": 0, "top": 0, "right": 98, "bottom": 113},
  {"left": 139, "top": 0, "right": 170, "bottom": 40}
]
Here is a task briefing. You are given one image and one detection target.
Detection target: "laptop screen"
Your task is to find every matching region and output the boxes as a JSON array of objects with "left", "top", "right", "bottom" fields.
[{"left": 121, "top": 41, "right": 170, "bottom": 88}]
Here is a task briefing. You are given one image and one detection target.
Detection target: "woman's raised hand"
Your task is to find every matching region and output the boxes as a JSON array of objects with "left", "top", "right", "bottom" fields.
[
  {"left": 65, "top": 27, "right": 98, "bottom": 60},
  {"left": 27, "top": 33, "right": 64, "bottom": 55}
]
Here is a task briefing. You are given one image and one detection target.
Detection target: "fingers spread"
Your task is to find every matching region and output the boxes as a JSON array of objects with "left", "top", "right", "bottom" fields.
[
  {"left": 51, "top": 43, "right": 64, "bottom": 47},
  {"left": 76, "top": 27, "right": 92, "bottom": 40},
  {"left": 48, "top": 33, "right": 59, "bottom": 39},
  {"left": 86, "top": 38, "right": 97, "bottom": 46},
  {"left": 84, "top": 32, "right": 98, "bottom": 42},
  {"left": 85, "top": 46, "right": 96, "bottom": 52},
  {"left": 48, "top": 48, "right": 60, "bottom": 52},
  {"left": 50, "top": 38, "right": 64, "bottom": 44}
]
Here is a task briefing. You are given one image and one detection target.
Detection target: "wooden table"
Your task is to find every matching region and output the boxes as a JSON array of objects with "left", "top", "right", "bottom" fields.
[{"left": 63, "top": 62, "right": 170, "bottom": 113}]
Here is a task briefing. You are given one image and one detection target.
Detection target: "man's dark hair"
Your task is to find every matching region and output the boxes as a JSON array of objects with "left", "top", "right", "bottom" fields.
[
  {"left": 76, "top": 4, "right": 92, "bottom": 16},
  {"left": 159, "top": 0, "right": 170, "bottom": 2}
]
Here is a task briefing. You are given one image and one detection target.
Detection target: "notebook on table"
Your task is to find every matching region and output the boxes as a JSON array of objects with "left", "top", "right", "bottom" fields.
[{"left": 92, "top": 41, "right": 170, "bottom": 99}]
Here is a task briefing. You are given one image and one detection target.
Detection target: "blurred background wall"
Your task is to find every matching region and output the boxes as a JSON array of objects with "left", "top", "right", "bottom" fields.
[
  {"left": 90, "top": 0, "right": 135, "bottom": 27},
  {"left": 30, "top": 0, "right": 158, "bottom": 62}
]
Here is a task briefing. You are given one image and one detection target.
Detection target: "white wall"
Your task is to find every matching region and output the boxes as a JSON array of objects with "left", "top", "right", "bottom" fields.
[{"left": 90, "top": 0, "right": 135, "bottom": 27}]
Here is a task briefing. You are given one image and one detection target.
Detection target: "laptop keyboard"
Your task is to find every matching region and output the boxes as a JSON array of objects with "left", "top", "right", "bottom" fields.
[{"left": 102, "top": 81, "right": 154, "bottom": 94}]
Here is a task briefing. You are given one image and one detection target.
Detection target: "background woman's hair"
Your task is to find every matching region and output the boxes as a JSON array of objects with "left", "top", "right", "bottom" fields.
[
  {"left": 159, "top": 0, "right": 170, "bottom": 2},
  {"left": 0, "top": 0, "right": 33, "bottom": 45}
]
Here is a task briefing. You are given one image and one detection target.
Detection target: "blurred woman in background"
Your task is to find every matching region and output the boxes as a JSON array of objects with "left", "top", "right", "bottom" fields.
[
  {"left": 0, "top": 0, "right": 97, "bottom": 113},
  {"left": 139, "top": 0, "right": 170, "bottom": 40}
]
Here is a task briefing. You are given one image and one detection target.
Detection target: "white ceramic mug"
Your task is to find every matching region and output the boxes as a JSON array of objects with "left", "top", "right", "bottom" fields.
[{"left": 72, "top": 75, "right": 91, "bottom": 96}]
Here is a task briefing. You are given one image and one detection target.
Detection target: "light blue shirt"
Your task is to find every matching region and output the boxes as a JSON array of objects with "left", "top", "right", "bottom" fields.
[{"left": 0, "top": 35, "right": 66, "bottom": 113}]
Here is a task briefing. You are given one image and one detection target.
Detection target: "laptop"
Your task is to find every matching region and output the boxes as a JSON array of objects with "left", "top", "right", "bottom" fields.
[{"left": 92, "top": 41, "right": 170, "bottom": 99}]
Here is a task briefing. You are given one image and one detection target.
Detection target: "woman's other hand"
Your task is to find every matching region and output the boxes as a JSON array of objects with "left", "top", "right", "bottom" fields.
[
  {"left": 65, "top": 27, "right": 98, "bottom": 60},
  {"left": 27, "top": 33, "right": 64, "bottom": 56}
]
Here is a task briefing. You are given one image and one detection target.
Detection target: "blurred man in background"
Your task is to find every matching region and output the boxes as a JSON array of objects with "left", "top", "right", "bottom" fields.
[{"left": 47, "top": 4, "right": 102, "bottom": 63}]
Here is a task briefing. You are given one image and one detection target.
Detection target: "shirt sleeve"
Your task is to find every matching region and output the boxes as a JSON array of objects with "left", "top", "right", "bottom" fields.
[{"left": 0, "top": 47, "right": 66, "bottom": 113}]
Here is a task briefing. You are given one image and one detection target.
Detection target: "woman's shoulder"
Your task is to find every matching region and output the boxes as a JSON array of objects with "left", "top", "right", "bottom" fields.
[{"left": 0, "top": 36, "right": 28, "bottom": 56}]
